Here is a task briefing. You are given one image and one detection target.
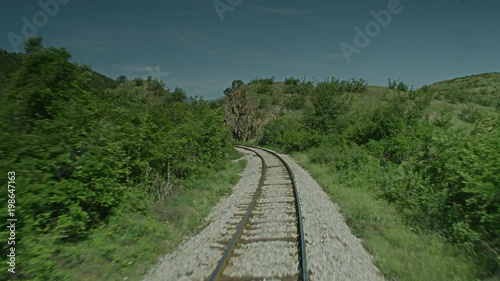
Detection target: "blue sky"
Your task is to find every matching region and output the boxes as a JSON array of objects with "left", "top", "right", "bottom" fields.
[{"left": 1, "top": 0, "right": 499, "bottom": 99}]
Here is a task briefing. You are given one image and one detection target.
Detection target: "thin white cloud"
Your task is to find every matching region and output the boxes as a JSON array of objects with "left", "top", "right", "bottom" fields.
[
  {"left": 114, "top": 64, "right": 170, "bottom": 78},
  {"left": 145, "top": 64, "right": 170, "bottom": 78}
]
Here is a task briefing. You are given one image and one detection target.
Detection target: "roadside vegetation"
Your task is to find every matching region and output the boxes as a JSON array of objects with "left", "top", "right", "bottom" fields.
[
  {"left": 53, "top": 158, "right": 245, "bottom": 281},
  {"left": 1, "top": 36, "right": 498, "bottom": 281},
  {"left": 292, "top": 152, "right": 479, "bottom": 281},
  {"left": 0, "top": 38, "right": 244, "bottom": 281},
  {"left": 227, "top": 74, "right": 499, "bottom": 280}
]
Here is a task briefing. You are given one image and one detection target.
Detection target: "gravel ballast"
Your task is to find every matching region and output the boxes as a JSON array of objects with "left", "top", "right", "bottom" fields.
[
  {"left": 277, "top": 151, "right": 385, "bottom": 281},
  {"left": 143, "top": 149, "right": 261, "bottom": 281},
  {"left": 143, "top": 147, "right": 385, "bottom": 281},
  {"left": 222, "top": 149, "right": 299, "bottom": 279}
]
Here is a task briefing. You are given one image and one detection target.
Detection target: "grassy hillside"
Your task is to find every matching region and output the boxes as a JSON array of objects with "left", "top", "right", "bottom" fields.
[
  {"left": 0, "top": 49, "right": 24, "bottom": 95},
  {"left": 227, "top": 73, "right": 500, "bottom": 280},
  {"left": 429, "top": 72, "right": 500, "bottom": 107},
  {"left": 225, "top": 73, "right": 499, "bottom": 141},
  {"left": 429, "top": 72, "right": 500, "bottom": 92}
]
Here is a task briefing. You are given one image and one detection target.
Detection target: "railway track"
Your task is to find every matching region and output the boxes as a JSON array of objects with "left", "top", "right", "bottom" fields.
[{"left": 208, "top": 145, "right": 307, "bottom": 281}]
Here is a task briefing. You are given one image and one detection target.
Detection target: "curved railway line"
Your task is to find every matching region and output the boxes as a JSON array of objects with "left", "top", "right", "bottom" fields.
[{"left": 208, "top": 145, "right": 308, "bottom": 281}]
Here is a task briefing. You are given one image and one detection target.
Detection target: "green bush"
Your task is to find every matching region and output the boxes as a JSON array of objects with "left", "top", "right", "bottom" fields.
[
  {"left": 171, "top": 87, "right": 187, "bottom": 103},
  {"left": 259, "top": 119, "right": 313, "bottom": 152},
  {"left": 420, "top": 84, "right": 430, "bottom": 92},
  {"left": 387, "top": 78, "right": 410, "bottom": 91},
  {"left": 459, "top": 104, "right": 482, "bottom": 123},
  {"left": 134, "top": 77, "right": 144, "bottom": 86},
  {"left": 341, "top": 78, "right": 367, "bottom": 93},
  {"left": 258, "top": 97, "right": 270, "bottom": 110},
  {"left": 256, "top": 83, "right": 273, "bottom": 95},
  {"left": 296, "top": 80, "right": 314, "bottom": 96},
  {"left": 284, "top": 94, "right": 306, "bottom": 110},
  {"left": 433, "top": 108, "right": 453, "bottom": 129},
  {"left": 305, "top": 78, "right": 353, "bottom": 134},
  {"left": 250, "top": 76, "right": 275, "bottom": 85},
  {"left": 146, "top": 77, "right": 166, "bottom": 92},
  {"left": 284, "top": 77, "right": 300, "bottom": 86},
  {"left": 116, "top": 75, "right": 127, "bottom": 83}
]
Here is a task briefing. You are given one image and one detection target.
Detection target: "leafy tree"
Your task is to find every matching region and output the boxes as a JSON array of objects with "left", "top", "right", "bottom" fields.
[
  {"left": 259, "top": 118, "right": 312, "bottom": 152},
  {"left": 285, "top": 95, "right": 306, "bottom": 110},
  {"left": 420, "top": 84, "right": 430, "bottom": 92},
  {"left": 387, "top": 78, "right": 410, "bottom": 91},
  {"left": 24, "top": 37, "right": 43, "bottom": 54},
  {"left": 231, "top": 79, "right": 244, "bottom": 90},
  {"left": 459, "top": 104, "right": 482, "bottom": 123},
  {"left": 284, "top": 77, "right": 301, "bottom": 94},
  {"left": 171, "top": 87, "right": 187, "bottom": 103},
  {"left": 134, "top": 77, "right": 144, "bottom": 86},
  {"left": 256, "top": 83, "right": 273, "bottom": 95},
  {"left": 224, "top": 79, "right": 245, "bottom": 96},
  {"left": 305, "top": 78, "right": 353, "bottom": 134},
  {"left": 116, "top": 74, "right": 128, "bottom": 83},
  {"left": 387, "top": 78, "right": 397, "bottom": 89},
  {"left": 249, "top": 76, "right": 274, "bottom": 85},
  {"left": 146, "top": 77, "right": 166, "bottom": 92},
  {"left": 0, "top": 50, "right": 24, "bottom": 98},
  {"left": 5, "top": 39, "right": 80, "bottom": 123},
  {"left": 284, "top": 77, "right": 300, "bottom": 86}
]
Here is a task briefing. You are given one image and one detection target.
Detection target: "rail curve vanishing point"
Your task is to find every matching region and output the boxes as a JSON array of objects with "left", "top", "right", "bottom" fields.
[{"left": 208, "top": 145, "right": 308, "bottom": 281}]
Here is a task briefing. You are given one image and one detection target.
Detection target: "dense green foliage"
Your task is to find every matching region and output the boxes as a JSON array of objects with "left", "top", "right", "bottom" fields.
[
  {"left": 0, "top": 49, "right": 24, "bottom": 93},
  {"left": 430, "top": 73, "right": 500, "bottom": 107},
  {"left": 116, "top": 74, "right": 128, "bottom": 83},
  {"left": 249, "top": 76, "right": 275, "bottom": 85},
  {"left": 259, "top": 118, "right": 313, "bottom": 153},
  {"left": 387, "top": 78, "right": 411, "bottom": 91},
  {"left": 304, "top": 79, "right": 355, "bottom": 134},
  {"left": 284, "top": 78, "right": 314, "bottom": 96},
  {"left": 293, "top": 151, "right": 480, "bottom": 281},
  {"left": 0, "top": 39, "right": 233, "bottom": 280},
  {"left": 259, "top": 77, "right": 500, "bottom": 278},
  {"left": 0, "top": 47, "right": 117, "bottom": 95}
]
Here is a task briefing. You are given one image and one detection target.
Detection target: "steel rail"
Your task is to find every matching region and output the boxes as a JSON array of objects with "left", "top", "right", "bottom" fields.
[
  {"left": 208, "top": 145, "right": 267, "bottom": 281},
  {"left": 208, "top": 145, "right": 308, "bottom": 281},
  {"left": 248, "top": 145, "right": 308, "bottom": 281}
]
